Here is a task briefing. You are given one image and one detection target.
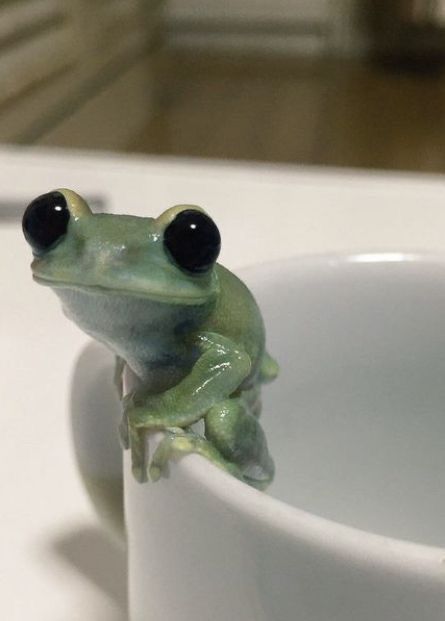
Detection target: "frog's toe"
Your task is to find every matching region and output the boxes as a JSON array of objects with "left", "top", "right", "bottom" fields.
[
  {"left": 118, "top": 416, "right": 130, "bottom": 449},
  {"left": 128, "top": 425, "right": 150, "bottom": 484},
  {"left": 149, "top": 429, "right": 186, "bottom": 480},
  {"left": 149, "top": 463, "right": 162, "bottom": 482},
  {"left": 243, "top": 456, "right": 275, "bottom": 490},
  {"left": 132, "top": 464, "right": 148, "bottom": 483}
]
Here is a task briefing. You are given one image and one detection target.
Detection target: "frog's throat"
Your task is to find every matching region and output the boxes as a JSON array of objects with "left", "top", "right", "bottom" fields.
[{"left": 32, "top": 275, "right": 216, "bottom": 306}]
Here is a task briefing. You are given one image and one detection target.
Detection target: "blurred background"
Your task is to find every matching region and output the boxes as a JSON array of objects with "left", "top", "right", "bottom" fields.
[{"left": 2, "top": 0, "right": 445, "bottom": 172}]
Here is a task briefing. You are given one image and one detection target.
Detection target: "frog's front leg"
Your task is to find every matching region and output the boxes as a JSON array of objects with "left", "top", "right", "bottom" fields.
[
  {"left": 149, "top": 427, "right": 244, "bottom": 483},
  {"left": 124, "top": 332, "right": 251, "bottom": 481}
]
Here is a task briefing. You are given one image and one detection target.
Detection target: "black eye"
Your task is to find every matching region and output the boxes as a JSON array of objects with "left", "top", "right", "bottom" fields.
[
  {"left": 164, "top": 209, "right": 221, "bottom": 274},
  {"left": 22, "top": 191, "right": 70, "bottom": 254}
]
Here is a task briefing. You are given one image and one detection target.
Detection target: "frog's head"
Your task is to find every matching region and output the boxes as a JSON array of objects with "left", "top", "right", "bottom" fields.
[{"left": 22, "top": 189, "right": 221, "bottom": 306}]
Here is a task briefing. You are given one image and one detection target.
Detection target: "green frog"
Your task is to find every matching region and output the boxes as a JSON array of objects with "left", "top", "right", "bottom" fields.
[{"left": 23, "top": 189, "right": 278, "bottom": 489}]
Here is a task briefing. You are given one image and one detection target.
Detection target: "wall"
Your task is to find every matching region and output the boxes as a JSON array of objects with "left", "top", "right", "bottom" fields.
[{"left": 165, "top": 0, "right": 362, "bottom": 56}]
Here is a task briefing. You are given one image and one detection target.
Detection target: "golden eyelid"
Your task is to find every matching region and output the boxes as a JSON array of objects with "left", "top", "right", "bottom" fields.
[
  {"left": 56, "top": 188, "right": 92, "bottom": 219},
  {"left": 154, "top": 204, "right": 206, "bottom": 231}
]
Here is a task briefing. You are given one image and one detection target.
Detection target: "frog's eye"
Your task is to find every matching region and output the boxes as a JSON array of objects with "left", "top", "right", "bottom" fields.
[
  {"left": 163, "top": 209, "right": 221, "bottom": 274},
  {"left": 22, "top": 191, "right": 70, "bottom": 254}
]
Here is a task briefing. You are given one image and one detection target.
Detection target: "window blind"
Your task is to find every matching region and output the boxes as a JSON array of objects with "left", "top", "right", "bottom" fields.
[{"left": 0, "top": 0, "right": 156, "bottom": 142}]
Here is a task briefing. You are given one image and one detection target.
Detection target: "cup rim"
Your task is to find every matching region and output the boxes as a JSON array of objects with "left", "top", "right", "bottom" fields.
[{"left": 178, "top": 251, "right": 445, "bottom": 577}]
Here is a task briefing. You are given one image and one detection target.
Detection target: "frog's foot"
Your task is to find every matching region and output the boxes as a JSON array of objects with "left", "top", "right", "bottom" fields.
[
  {"left": 149, "top": 427, "right": 243, "bottom": 483},
  {"left": 242, "top": 463, "right": 274, "bottom": 491},
  {"left": 124, "top": 402, "right": 210, "bottom": 482},
  {"left": 205, "top": 397, "right": 275, "bottom": 490},
  {"left": 128, "top": 425, "right": 149, "bottom": 483}
]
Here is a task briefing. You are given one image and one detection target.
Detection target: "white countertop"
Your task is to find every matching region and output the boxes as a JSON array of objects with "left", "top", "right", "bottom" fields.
[{"left": 2, "top": 145, "right": 445, "bottom": 620}]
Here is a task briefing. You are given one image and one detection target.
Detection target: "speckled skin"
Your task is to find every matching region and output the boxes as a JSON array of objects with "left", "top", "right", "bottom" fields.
[{"left": 28, "top": 189, "right": 278, "bottom": 489}]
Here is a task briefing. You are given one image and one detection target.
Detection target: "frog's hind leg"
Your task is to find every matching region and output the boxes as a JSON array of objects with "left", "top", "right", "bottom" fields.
[{"left": 205, "top": 397, "right": 275, "bottom": 490}]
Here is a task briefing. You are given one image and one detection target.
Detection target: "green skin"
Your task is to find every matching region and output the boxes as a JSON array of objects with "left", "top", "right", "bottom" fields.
[{"left": 29, "top": 189, "right": 278, "bottom": 489}]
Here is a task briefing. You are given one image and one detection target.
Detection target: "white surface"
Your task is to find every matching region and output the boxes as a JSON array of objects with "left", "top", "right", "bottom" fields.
[
  {"left": 261, "top": 254, "right": 445, "bottom": 547},
  {"left": 3, "top": 145, "right": 445, "bottom": 620},
  {"left": 126, "top": 254, "right": 445, "bottom": 621}
]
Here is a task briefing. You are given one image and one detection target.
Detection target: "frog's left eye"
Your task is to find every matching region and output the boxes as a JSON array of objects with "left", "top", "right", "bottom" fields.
[
  {"left": 22, "top": 191, "right": 70, "bottom": 254},
  {"left": 164, "top": 209, "right": 221, "bottom": 274}
]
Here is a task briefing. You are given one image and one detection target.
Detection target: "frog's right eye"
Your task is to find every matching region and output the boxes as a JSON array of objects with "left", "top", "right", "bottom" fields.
[{"left": 22, "top": 191, "right": 70, "bottom": 254}]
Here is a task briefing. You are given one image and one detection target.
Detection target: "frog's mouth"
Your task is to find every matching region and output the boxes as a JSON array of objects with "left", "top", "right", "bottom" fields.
[{"left": 33, "top": 274, "right": 216, "bottom": 306}]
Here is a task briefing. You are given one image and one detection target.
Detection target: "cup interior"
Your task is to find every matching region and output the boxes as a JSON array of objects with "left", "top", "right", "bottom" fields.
[{"left": 244, "top": 254, "right": 445, "bottom": 548}]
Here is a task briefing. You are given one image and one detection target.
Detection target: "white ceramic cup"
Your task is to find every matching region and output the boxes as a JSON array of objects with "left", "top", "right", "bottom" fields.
[{"left": 73, "top": 254, "right": 445, "bottom": 620}]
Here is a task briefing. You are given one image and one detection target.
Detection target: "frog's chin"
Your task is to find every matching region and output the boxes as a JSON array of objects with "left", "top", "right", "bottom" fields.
[{"left": 32, "top": 274, "right": 213, "bottom": 306}]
